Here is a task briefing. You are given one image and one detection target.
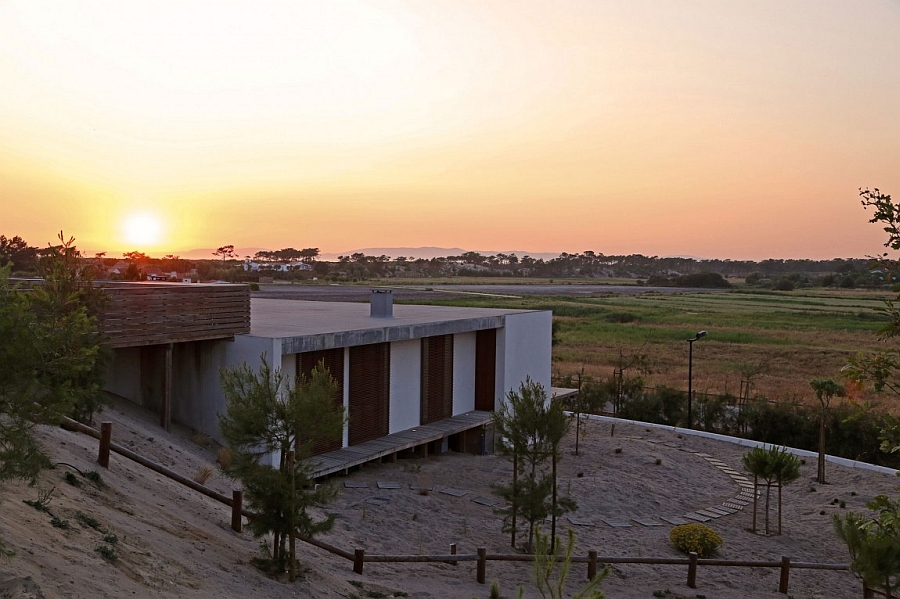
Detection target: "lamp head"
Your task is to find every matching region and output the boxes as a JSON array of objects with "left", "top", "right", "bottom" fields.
[{"left": 696, "top": 330, "right": 707, "bottom": 339}]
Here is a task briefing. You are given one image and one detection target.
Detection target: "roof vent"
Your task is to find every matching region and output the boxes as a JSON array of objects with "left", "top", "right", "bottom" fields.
[{"left": 370, "top": 289, "right": 393, "bottom": 318}]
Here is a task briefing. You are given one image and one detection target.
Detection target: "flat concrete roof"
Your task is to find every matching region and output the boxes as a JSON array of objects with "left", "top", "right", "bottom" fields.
[{"left": 249, "top": 298, "right": 545, "bottom": 353}]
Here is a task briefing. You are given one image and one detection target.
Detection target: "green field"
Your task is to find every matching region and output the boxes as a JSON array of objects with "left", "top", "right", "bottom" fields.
[{"left": 402, "top": 287, "right": 898, "bottom": 405}]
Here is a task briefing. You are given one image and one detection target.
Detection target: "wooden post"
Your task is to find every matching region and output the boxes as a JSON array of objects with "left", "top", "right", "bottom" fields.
[
  {"left": 231, "top": 490, "right": 243, "bottom": 532},
  {"left": 687, "top": 552, "right": 698, "bottom": 589},
  {"left": 353, "top": 548, "right": 365, "bottom": 574},
  {"left": 477, "top": 547, "right": 486, "bottom": 584},
  {"left": 588, "top": 550, "right": 598, "bottom": 581},
  {"left": 98, "top": 422, "right": 112, "bottom": 468},
  {"left": 450, "top": 543, "right": 457, "bottom": 566},
  {"left": 778, "top": 556, "right": 790, "bottom": 593}
]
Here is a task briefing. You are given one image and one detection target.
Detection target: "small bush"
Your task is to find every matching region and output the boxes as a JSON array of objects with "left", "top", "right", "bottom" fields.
[
  {"left": 64, "top": 472, "right": 82, "bottom": 487},
  {"left": 85, "top": 470, "right": 106, "bottom": 489},
  {"left": 669, "top": 523, "right": 722, "bottom": 558},
  {"left": 95, "top": 544, "right": 118, "bottom": 563},
  {"left": 102, "top": 533, "right": 118, "bottom": 545},
  {"left": 50, "top": 517, "right": 70, "bottom": 530},
  {"left": 76, "top": 511, "right": 102, "bottom": 530}
]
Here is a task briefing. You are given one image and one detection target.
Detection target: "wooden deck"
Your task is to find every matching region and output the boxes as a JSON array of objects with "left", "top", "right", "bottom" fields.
[{"left": 307, "top": 410, "right": 493, "bottom": 478}]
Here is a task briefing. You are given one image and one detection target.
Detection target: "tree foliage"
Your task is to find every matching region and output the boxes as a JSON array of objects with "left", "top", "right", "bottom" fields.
[
  {"left": 218, "top": 356, "right": 344, "bottom": 580},
  {"left": 742, "top": 446, "right": 800, "bottom": 536},
  {"left": 0, "top": 233, "right": 105, "bottom": 483},
  {"left": 835, "top": 494, "right": 900, "bottom": 598},
  {"left": 492, "top": 379, "right": 575, "bottom": 552}
]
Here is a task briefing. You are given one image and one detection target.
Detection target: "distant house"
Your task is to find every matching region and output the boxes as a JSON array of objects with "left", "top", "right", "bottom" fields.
[{"left": 97, "top": 284, "right": 554, "bottom": 474}]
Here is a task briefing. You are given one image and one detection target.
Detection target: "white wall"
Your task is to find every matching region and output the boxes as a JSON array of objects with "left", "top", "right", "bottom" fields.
[
  {"left": 452, "top": 332, "right": 476, "bottom": 414},
  {"left": 389, "top": 339, "right": 421, "bottom": 433},
  {"left": 281, "top": 352, "right": 296, "bottom": 387},
  {"left": 171, "top": 335, "right": 278, "bottom": 445},
  {"left": 498, "top": 311, "right": 552, "bottom": 406}
]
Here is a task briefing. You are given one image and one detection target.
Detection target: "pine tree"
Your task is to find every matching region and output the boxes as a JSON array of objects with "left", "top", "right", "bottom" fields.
[
  {"left": 492, "top": 378, "right": 574, "bottom": 552},
  {"left": 219, "top": 356, "right": 344, "bottom": 580}
]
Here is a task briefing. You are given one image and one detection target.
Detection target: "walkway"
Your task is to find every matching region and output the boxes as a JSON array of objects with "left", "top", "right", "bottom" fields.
[{"left": 307, "top": 410, "right": 493, "bottom": 478}]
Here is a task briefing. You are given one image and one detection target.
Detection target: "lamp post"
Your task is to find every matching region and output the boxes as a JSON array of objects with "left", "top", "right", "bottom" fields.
[{"left": 687, "top": 330, "right": 707, "bottom": 428}]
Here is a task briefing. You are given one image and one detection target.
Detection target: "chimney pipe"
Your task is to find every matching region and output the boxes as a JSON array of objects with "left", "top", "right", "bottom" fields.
[{"left": 370, "top": 290, "right": 393, "bottom": 318}]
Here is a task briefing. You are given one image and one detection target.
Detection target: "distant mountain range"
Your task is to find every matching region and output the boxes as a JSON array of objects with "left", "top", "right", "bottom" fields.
[{"left": 173, "top": 246, "right": 562, "bottom": 261}]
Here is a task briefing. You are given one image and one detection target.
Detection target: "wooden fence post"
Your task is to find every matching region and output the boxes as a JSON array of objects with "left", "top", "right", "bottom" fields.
[
  {"left": 477, "top": 547, "right": 486, "bottom": 584},
  {"left": 98, "top": 422, "right": 112, "bottom": 468},
  {"left": 687, "top": 552, "right": 698, "bottom": 589},
  {"left": 354, "top": 548, "right": 365, "bottom": 574},
  {"left": 588, "top": 550, "right": 598, "bottom": 580},
  {"left": 450, "top": 543, "right": 457, "bottom": 566},
  {"left": 778, "top": 556, "right": 790, "bottom": 594},
  {"left": 231, "top": 490, "right": 242, "bottom": 532}
]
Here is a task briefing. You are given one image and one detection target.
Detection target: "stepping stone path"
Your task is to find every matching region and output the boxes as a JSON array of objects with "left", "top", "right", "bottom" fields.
[{"left": 339, "top": 434, "right": 758, "bottom": 531}]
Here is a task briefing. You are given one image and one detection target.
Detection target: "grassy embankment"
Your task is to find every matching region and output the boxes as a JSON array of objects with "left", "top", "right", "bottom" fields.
[{"left": 400, "top": 286, "right": 897, "bottom": 406}]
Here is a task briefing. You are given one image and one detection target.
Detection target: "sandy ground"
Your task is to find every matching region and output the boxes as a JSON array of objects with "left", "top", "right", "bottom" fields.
[{"left": 1, "top": 400, "right": 896, "bottom": 599}]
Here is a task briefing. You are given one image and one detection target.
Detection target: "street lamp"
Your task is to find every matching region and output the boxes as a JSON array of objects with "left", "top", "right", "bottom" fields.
[{"left": 687, "top": 330, "right": 708, "bottom": 428}]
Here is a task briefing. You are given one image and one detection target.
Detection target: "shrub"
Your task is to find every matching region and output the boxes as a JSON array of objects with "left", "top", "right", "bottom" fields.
[
  {"left": 193, "top": 465, "right": 213, "bottom": 485},
  {"left": 669, "top": 524, "right": 722, "bottom": 558}
]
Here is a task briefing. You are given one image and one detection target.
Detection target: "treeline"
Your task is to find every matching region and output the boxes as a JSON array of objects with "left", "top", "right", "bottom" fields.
[{"left": 2, "top": 234, "right": 881, "bottom": 287}]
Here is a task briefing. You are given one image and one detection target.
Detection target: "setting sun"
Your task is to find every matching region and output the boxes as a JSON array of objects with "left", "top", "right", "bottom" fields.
[{"left": 122, "top": 213, "right": 162, "bottom": 248}]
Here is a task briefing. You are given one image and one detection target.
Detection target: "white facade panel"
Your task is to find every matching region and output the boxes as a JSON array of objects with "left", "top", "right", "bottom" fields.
[
  {"left": 389, "top": 339, "right": 421, "bottom": 433},
  {"left": 499, "top": 311, "right": 553, "bottom": 405},
  {"left": 452, "top": 332, "right": 477, "bottom": 415}
]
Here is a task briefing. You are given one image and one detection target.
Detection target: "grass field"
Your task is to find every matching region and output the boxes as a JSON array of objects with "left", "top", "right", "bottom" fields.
[{"left": 399, "top": 286, "right": 899, "bottom": 405}]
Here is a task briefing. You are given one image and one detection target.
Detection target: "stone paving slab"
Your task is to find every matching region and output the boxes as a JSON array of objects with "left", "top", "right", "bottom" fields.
[
  {"left": 722, "top": 503, "right": 745, "bottom": 511},
  {"left": 472, "top": 496, "right": 500, "bottom": 507},
  {"left": 695, "top": 452, "right": 712, "bottom": 457},
  {"left": 728, "top": 498, "right": 750, "bottom": 506},
  {"left": 601, "top": 518, "right": 632, "bottom": 528},
  {"left": 439, "top": 487, "right": 469, "bottom": 497},
  {"left": 343, "top": 481, "right": 369, "bottom": 489},
  {"left": 377, "top": 481, "right": 401, "bottom": 489},
  {"left": 633, "top": 518, "right": 664, "bottom": 527},
  {"left": 684, "top": 512, "right": 712, "bottom": 522},
  {"left": 568, "top": 517, "right": 595, "bottom": 526},
  {"left": 706, "top": 506, "right": 735, "bottom": 516},
  {"left": 660, "top": 516, "right": 691, "bottom": 525},
  {"left": 695, "top": 509, "right": 723, "bottom": 519}
]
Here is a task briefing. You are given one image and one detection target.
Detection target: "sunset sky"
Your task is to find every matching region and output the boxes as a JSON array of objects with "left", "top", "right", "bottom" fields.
[{"left": 1, "top": 0, "right": 898, "bottom": 260}]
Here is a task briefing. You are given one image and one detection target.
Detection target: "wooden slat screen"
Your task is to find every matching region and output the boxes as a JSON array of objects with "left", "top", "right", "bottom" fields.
[
  {"left": 97, "top": 283, "right": 250, "bottom": 348},
  {"left": 298, "top": 348, "right": 345, "bottom": 455},
  {"left": 348, "top": 343, "right": 390, "bottom": 445},
  {"left": 421, "top": 335, "right": 454, "bottom": 425},
  {"left": 474, "top": 328, "right": 497, "bottom": 411}
]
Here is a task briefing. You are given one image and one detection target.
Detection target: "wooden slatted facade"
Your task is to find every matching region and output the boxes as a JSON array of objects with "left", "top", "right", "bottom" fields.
[
  {"left": 474, "top": 328, "right": 497, "bottom": 411},
  {"left": 97, "top": 283, "right": 250, "bottom": 348},
  {"left": 420, "top": 335, "right": 454, "bottom": 425},
  {"left": 348, "top": 343, "right": 390, "bottom": 445},
  {"left": 298, "top": 348, "right": 345, "bottom": 455}
]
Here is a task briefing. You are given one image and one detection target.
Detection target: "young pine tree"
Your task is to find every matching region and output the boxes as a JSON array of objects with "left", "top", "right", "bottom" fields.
[{"left": 219, "top": 356, "right": 344, "bottom": 580}]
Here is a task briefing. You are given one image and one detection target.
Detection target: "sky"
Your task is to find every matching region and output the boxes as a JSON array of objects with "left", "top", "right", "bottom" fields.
[{"left": 1, "top": 0, "right": 898, "bottom": 261}]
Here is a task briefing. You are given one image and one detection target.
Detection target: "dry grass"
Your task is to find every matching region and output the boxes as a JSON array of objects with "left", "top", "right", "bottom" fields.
[
  {"left": 216, "top": 447, "right": 232, "bottom": 470},
  {"left": 193, "top": 465, "right": 213, "bottom": 485}
]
